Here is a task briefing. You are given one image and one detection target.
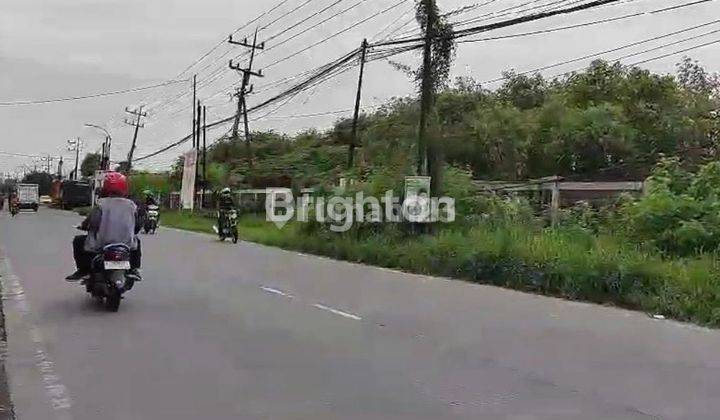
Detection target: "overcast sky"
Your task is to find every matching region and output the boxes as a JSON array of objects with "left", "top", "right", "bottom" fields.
[{"left": 1, "top": 0, "right": 718, "bottom": 175}]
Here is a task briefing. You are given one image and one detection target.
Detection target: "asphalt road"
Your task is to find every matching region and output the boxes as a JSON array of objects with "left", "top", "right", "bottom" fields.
[{"left": 1, "top": 208, "right": 719, "bottom": 420}]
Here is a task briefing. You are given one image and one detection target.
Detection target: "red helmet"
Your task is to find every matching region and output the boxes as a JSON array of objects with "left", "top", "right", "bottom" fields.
[{"left": 101, "top": 172, "right": 129, "bottom": 197}]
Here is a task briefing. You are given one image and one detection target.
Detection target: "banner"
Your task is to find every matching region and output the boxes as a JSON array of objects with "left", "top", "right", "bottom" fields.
[
  {"left": 180, "top": 150, "right": 197, "bottom": 210},
  {"left": 92, "top": 170, "right": 107, "bottom": 208}
]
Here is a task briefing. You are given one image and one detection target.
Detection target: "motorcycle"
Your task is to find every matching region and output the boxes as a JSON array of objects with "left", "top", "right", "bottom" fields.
[
  {"left": 216, "top": 210, "right": 239, "bottom": 243},
  {"left": 86, "top": 243, "right": 136, "bottom": 312},
  {"left": 144, "top": 204, "right": 159, "bottom": 234},
  {"left": 9, "top": 201, "right": 18, "bottom": 217}
]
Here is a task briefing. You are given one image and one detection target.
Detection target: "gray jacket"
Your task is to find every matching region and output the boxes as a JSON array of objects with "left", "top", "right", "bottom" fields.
[{"left": 83, "top": 197, "right": 140, "bottom": 252}]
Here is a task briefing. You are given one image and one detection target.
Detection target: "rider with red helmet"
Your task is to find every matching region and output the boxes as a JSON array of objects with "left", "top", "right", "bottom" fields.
[{"left": 66, "top": 172, "right": 143, "bottom": 281}]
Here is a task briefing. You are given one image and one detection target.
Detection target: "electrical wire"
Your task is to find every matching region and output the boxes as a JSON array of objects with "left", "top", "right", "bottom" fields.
[
  {"left": 0, "top": 79, "right": 188, "bottom": 107},
  {"left": 481, "top": 19, "right": 720, "bottom": 84},
  {"left": 264, "top": 0, "right": 408, "bottom": 70}
]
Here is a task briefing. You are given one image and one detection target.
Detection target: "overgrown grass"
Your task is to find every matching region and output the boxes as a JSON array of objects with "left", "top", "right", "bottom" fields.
[
  {"left": 160, "top": 210, "right": 215, "bottom": 234},
  {"left": 159, "top": 210, "right": 720, "bottom": 327}
]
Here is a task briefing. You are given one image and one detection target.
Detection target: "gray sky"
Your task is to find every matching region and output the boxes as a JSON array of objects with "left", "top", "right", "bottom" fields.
[{"left": 1, "top": 0, "right": 718, "bottom": 174}]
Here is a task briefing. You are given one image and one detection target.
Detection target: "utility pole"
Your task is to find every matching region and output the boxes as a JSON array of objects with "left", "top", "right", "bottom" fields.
[
  {"left": 124, "top": 105, "right": 147, "bottom": 172},
  {"left": 67, "top": 138, "right": 83, "bottom": 180},
  {"left": 41, "top": 154, "right": 55, "bottom": 173},
  {"left": 202, "top": 105, "right": 207, "bottom": 208},
  {"left": 348, "top": 39, "right": 369, "bottom": 169},
  {"left": 417, "top": 0, "right": 438, "bottom": 177},
  {"left": 57, "top": 156, "right": 63, "bottom": 179},
  {"left": 229, "top": 28, "right": 265, "bottom": 166},
  {"left": 194, "top": 99, "right": 202, "bottom": 205},
  {"left": 192, "top": 75, "right": 197, "bottom": 149}
]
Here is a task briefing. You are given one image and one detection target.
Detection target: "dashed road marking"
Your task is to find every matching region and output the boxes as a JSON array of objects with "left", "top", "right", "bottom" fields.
[
  {"left": 260, "top": 286, "right": 362, "bottom": 321},
  {"left": 261, "top": 286, "right": 294, "bottom": 299},
  {"left": 313, "top": 304, "right": 362, "bottom": 321}
]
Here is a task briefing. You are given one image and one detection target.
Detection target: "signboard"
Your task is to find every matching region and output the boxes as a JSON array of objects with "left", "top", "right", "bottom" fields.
[
  {"left": 92, "top": 170, "right": 107, "bottom": 208},
  {"left": 403, "top": 176, "right": 431, "bottom": 223},
  {"left": 180, "top": 150, "right": 197, "bottom": 210}
]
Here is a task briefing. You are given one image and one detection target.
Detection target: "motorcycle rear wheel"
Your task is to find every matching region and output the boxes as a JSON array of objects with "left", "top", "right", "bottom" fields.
[{"left": 105, "top": 290, "right": 121, "bottom": 312}]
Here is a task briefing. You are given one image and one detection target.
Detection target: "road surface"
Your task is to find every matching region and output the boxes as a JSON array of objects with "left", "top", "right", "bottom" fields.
[{"left": 0, "top": 208, "right": 719, "bottom": 420}]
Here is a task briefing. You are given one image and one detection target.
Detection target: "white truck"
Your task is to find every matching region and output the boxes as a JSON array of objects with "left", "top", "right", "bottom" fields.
[{"left": 17, "top": 184, "right": 39, "bottom": 212}]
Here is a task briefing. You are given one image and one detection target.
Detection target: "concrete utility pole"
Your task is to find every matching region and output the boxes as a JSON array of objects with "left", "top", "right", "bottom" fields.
[
  {"left": 36, "top": 155, "right": 56, "bottom": 173},
  {"left": 348, "top": 39, "right": 368, "bottom": 169},
  {"left": 67, "top": 138, "right": 83, "bottom": 180},
  {"left": 194, "top": 99, "right": 202, "bottom": 203},
  {"left": 417, "top": 0, "right": 438, "bottom": 177},
  {"left": 229, "top": 28, "right": 265, "bottom": 166},
  {"left": 202, "top": 105, "right": 207, "bottom": 208},
  {"left": 192, "top": 75, "right": 197, "bottom": 149},
  {"left": 124, "top": 105, "right": 147, "bottom": 172}
]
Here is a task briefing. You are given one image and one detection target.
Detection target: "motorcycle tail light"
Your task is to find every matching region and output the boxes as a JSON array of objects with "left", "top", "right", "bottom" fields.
[{"left": 104, "top": 250, "right": 129, "bottom": 261}]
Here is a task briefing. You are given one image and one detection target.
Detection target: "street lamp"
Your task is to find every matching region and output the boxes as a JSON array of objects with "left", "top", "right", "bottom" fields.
[
  {"left": 67, "top": 138, "right": 83, "bottom": 181},
  {"left": 84, "top": 123, "right": 112, "bottom": 170}
]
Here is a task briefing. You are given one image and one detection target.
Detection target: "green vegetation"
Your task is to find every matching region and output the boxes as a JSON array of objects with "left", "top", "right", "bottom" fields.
[{"left": 148, "top": 57, "right": 720, "bottom": 326}]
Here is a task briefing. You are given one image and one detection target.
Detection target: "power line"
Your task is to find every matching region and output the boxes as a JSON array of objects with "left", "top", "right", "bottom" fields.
[
  {"left": 0, "top": 79, "right": 187, "bottom": 107},
  {"left": 458, "top": 2, "right": 720, "bottom": 45},
  {"left": 173, "top": 0, "right": 293, "bottom": 78},
  {"left": 134, "top": 49, "right": 363, "bottom": 162},
  {"left": 374, "top": 0, "right": 639, "bottom": 47},
  {"left": 626, "top": 37, "right": 720, "bottom": 66},
  {"left": 264, "top": 0, "right": 409, "bottom": 70},
  {"left": 0, "top": 151, "right": 44, "bottom": 159},
  {"left": 177, "top": 0, "right": 376, "bottom": 112},
  {"left": 481, "top": 20, "right": 720, "bottom": 84},
  {"left": 142, "top": 0, "right": 311, "bottom": 116},
  {"left": 148, "top": 0, "right": 367, "bottom": 118}
]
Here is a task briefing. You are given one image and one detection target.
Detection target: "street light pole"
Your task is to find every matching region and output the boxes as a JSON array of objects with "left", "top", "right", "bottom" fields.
[
  {"left": 67, "top": 138, "right": 83, "bottom": 180},
  {"left": 84, "top": 124, "right": 112, "bottom": 170}
]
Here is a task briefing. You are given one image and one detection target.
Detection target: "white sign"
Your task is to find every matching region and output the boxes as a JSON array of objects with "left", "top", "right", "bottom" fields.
[
  {"left": 180, "top": 150, "right": 197, "bottom": 210},
  {"left": 403, "top": 176, "right": 431, "bottom": 223},
  {"left": 93, "top": 170, "right": 106, "bottom": 208}
]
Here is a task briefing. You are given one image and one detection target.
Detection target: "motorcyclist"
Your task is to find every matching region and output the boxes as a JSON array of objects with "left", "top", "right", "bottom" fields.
[
  {"left": 66, "top": 172, "right": 142, "bottom": 281},
  {"left": 143, "top": 190, "right": 157, "bottom": 207},
  {"left": 9, "top": 191, "right": 19, "bottom": 215},
  {"left": 218, "top": 187, "right": 235, "bottom": 231}
]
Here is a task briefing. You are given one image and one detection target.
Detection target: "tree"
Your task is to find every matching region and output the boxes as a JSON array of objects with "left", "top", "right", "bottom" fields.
[
  {"left": 80, "top": 153, "right": 102, "bottom": 178},
  {"left": 21, "top": 172, "right": 53, "bottom": 195}
]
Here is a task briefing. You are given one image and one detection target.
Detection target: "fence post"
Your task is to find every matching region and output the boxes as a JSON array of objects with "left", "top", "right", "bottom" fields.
[{"left": 550, "top": 180, "right": 560, "bottom": 227}]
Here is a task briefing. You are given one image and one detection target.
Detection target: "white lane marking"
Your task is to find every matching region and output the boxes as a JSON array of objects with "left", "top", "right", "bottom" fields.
[
  {"left": 313, "top": 304, "right": 362, "bottom": 321},
  {"left": 0, "top": 255, "right": 74, "bottom": 418},
  {"left": 261, "top": 286, "right": 294, "bottom": 299}
]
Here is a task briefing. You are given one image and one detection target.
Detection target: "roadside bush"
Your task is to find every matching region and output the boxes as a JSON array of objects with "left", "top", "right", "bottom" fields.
[{"left": 621, "top": 158, "right": 720, "bottom": 256}]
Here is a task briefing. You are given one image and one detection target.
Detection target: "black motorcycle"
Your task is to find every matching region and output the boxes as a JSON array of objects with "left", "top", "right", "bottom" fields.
[
  {"left": 86, "top": 244, "right": 136, "bottom": 312},
  {"left": 216, "top": 210, "right": 239, "bottom": 243},
  {"left": 143, "top": 204, "right": 159, "bottom": 234}
]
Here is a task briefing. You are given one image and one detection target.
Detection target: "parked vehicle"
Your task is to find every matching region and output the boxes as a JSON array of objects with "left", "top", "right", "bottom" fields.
[
  {"left": 61, "top": 180, "right": 92, "bottom": 209},
  {"left": 144, "top": 204, "right": 159, "bottom": 234},
  {"left": 216, "top": 210, "right": 239, "bottom": 243},
  {"left": 17, "top": 184, "right": 39, "bottom": 212},
  {"left": 40, "top": 195, "right": 52, "bottom": 204},
  {"left": 85, "top": 243, "right": 136, "bottom": 312}
]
